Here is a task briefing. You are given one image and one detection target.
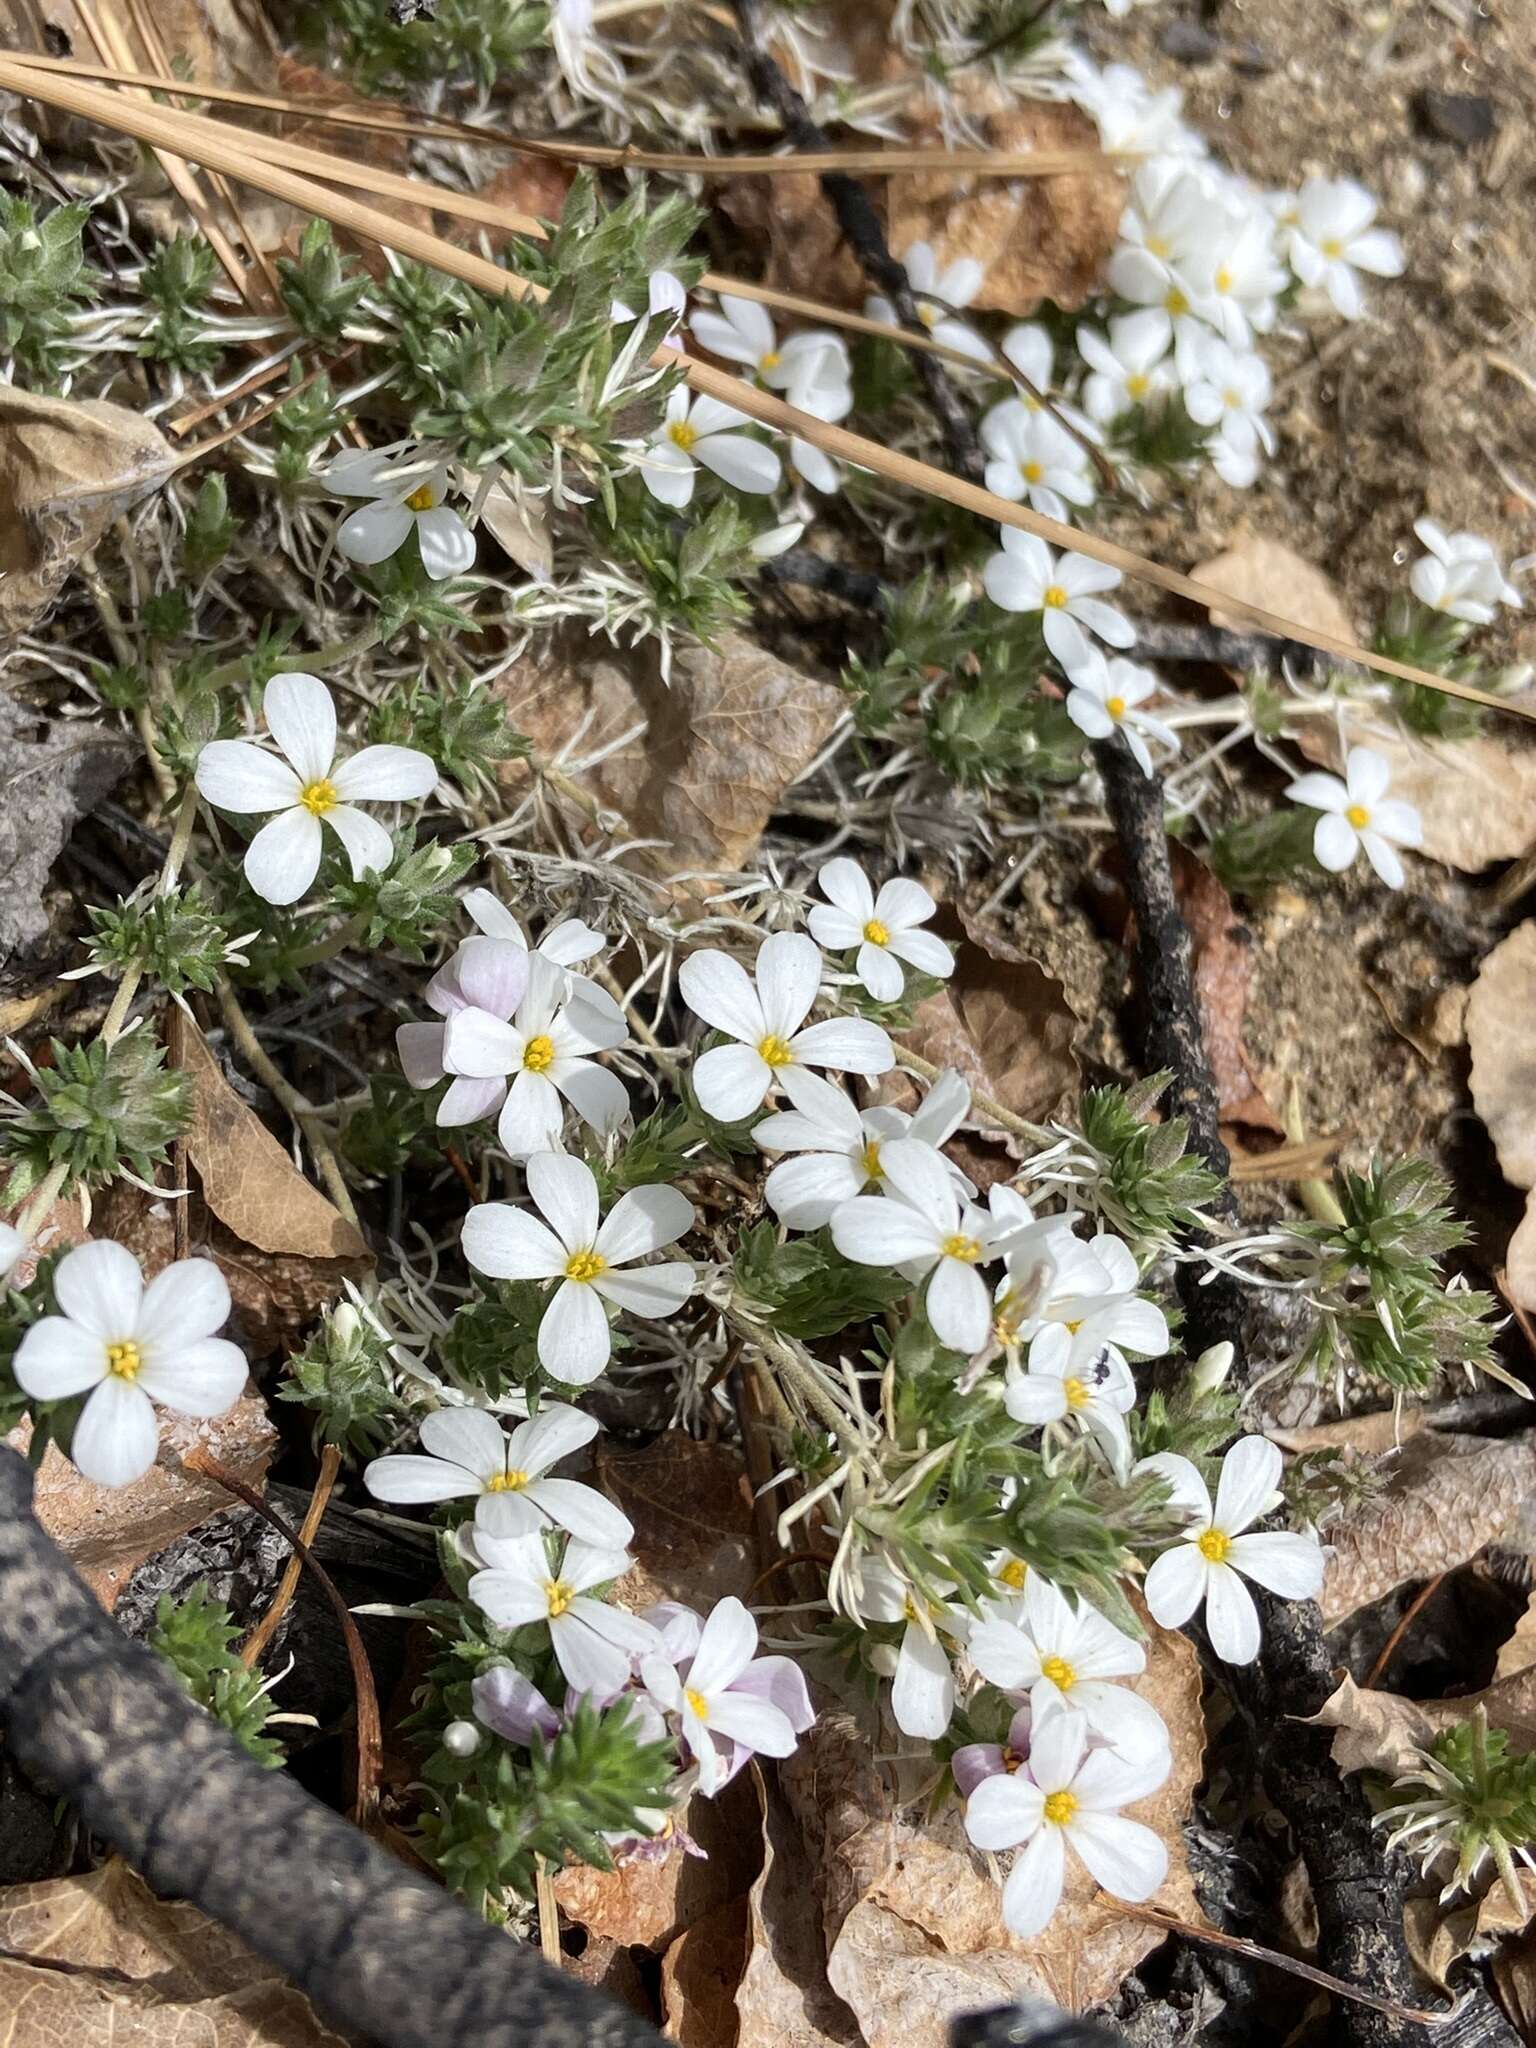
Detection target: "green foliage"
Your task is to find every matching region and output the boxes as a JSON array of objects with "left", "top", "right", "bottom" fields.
[
  {"left": 593, "top": 490, "right": 757, "bottom": 652},
  {"left": 926, "top": 681, "right": 1085, "bottom": 791},
  {"left": 184, "top": 474, "right": 237, "bottom": 578},
  {"left": 280, "top": 1301, "right": 405, "bottom": 1455},
  {"left": 84, "top": 885, "right": 233, "bottom": 997},
  {"left": 1207, "top": 806, "right": 1320, "bottom": 896},
  {"left": 0, "top": 194, "right": 97, "bottom": 385},
  {"left": 1374, "top": 594, "right": 1487, "bottom": 740},
  {"left": 0, "top": 1035, "right": 189, "bottom": 1205},
  {"left": 340, "top": 1073, "right": 442, "bottom": 1177},
  {"left": 326, "top": 833, "right": 477, "bottom": 962},
  {"left": 321, "top": 0, "right": 549, "bottom": 93},
  {"left": 1379, "top": 1710, "right": 1536, "bottom": 1906},
  {"left": 150, "top": 1586, "right": 284, "bottom": 1767},
  {"left": 1077, "top": 1075, "right": 1223, "bottom": 1250},
  {"left": 368, "top": 674, "right": 528, "bottom": 794},
  {"left": 139, "top": 234, "right": 222, "bottom": 373},
  {"left": 358, "top": 551, "right": 483, "bottom": 639},
  {"left": 1292, "top": 1157, "right": 1496, "bottom": 1393},
  {"left": 596, "top": 1106, "right": 700, "bottom": 1198},
  {"left": 1283, "top": 1444, "right": 1391, "bottom": 1533},
  {"left": 733, "top": 1222, "right": 909, "bottom": 1341},
  {"left": 439, "top": 1285, "right": 546, "bottom": 1402},
  {"left": 276, "top": 220, "right": 369, "bottom": 341},
  {"left": 1132, "top": 1374, "right": 1241, "bottom": 1469},
  {"left": 1106, "top": 392, "right": 1212, "bottom": 471}
]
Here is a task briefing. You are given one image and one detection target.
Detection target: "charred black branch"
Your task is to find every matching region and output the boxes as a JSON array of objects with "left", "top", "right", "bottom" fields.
[{"left": 0, "top": 1447, "right": 661, "bottom": 2048}]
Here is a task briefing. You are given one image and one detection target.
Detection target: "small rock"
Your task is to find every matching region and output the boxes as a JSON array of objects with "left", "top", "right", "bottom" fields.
[
  {"left": 1159, "top": 20, "right": 1221, "bottom": 62},
  {"left": 1415, "top": 90, "right": 1496, "bottom": 147}
]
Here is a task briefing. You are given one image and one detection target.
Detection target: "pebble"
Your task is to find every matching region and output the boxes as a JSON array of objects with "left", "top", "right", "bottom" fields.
[{"left": 1414, "top": 90, "right": 1497, "bottom": 146}]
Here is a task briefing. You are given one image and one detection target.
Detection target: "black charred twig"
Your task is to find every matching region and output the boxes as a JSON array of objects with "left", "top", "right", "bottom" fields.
[
  {"left": 0, "top": 1447, "right": 662, "bottom": 2048},
  {"left": 728, "top": 0, "right": 985, "bottom": 484}
]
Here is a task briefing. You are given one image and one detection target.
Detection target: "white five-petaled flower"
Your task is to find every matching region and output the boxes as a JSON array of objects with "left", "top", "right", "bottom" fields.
[
  {"left": 865, "top": 241, "right": 992, "bottom": 363},
  {"left": 439, "top": 950, "right": 628, "bottom": 1157},
  {"left": 964, "top": 1707, "right": 1170, "bottom": 1939},
  {"left": 690, "top": 293, "right": 841, "bottom": 395},
  {"left": 968, "top": 1574, "right": 1171, "bottom": 1762},
  {"left": 461, "top": 1152, "right": 694, "bottom": 1386},
  {"left": 324, "top": 448, "right": 476, "bottom": 582},
  {"left": 640, "top": 1595, "right": 805, "bottom": 1794},
  {"left": 678, "top": 931, "right": 894, "bottom": 1124},
  {"left": 1137, "top": 1436, "right": 1326, "bottom": 1665},
  {"left": 1183, "top": 335, "right": 1275, "bottom": 490},
  {"left": 981, "top": 401, "right": 1096, "bottom": 526},
  {"left": 467, "top": 1528, "right": 659, "bottom": 1696},
  {"left": 807, "top": 858, "right": 955, "bottom": 1002},
  {"left": 1062, "top": 650, "right": 1175, "bottom": 778},
  {"left": 1068, "top": 60, "right": 1202, "bottom": 161},
  {"left": 1409, "top": 519, "right": 1523, "bottom": 625},
  {"left": 363, "top": 1402, "right": 632, "bottom": 1550},
  {"left": 462, "top": 887, "right": 625, "bottom": 1027},
  {"left": 195, "top": 671, "right": 437, "bottom": 907},
  {"left": 1185, "top": 208, "right": 1286, "bottom": 349},
  {"left": 1076, "top": 309, "right": 1175, "bottom": 425},
  {"left": 13, "top": 1241, "right": 247, "bottom": 1488},
  {"left": 642, "top": 390, "right": 781, "bottom": 507},
  {"left": 1285, "top": 745, "right": 1423, "bottom": 890},
  {"left": 397, "top": 937, "right": 532, "bottom": 1128},
  {"left": 755, "top": 1067, "right": 976, "bottom": 1230},
  {"left": 831, "top": 1138, "right": 1020, "bottom": 1355},
  {"left": 996, "top": 324, "right": 1101, "bottom": 444},
  {"left": 1284, "top": 177, "right": 1405, "bottom": 319},
  {"left": 852, "top": 1557, "right": 966, "bottom": 1738},
  {"left": 982, "top": 529, "right": 1135, "bottom": 670}
]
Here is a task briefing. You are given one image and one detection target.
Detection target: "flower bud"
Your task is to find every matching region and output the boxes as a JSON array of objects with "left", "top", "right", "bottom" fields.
[
  {"left": 442, "top": 1719, "right": 482, "bottom": 1758},
  {"left": 328, "top": 1302, "right": 362, "bottom": 1356},
  {"left": 868, "top": 1642, "right": 900, "bottom": 1679},
  {"left": 1190, "top": 1341, "right": 1234, "bottom": 1394}
]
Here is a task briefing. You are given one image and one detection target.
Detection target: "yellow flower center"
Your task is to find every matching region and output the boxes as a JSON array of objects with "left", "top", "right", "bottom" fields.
[
  {"left": 1040, "top": 1653, "right": 1077, "bottom": 1690},
  {"left": 521, "top": 1033, "right": 556, "bottom": 1073},
  {"left": 996, "top": 1557, "right": 1028, "bottom": 1591},
  {"left": 1165, "top": 286, "right": 1189, "bottom": 317},
  {"left": 299, "top": 777, "right": 338, "bottom": 816},
  {"left": 105, "top": 1339, "right": 143, "bottom": 1381},
  {"left": 1197, "top": 1527, "right": 1231, "bottom": 1564},
  {"left": 1062, "top": 1377, "right": 1090, "bottom": 1411},
  {"left": 917, "top": 303, "right": 940, "bottom": 329},
  {"left": 941, "top": 1233, "right": 983, "bottom": 1264},
  {"left": 564, "top": 1249, "right": 608, "bottom": 1284},
  {"left": 862, "top": 917, "right": 891, "bottom": 947},
  {"left": 758, "top": 349, "right": 781, "bottom": 371},
  {"left": 405, "top": 481, "right": 438, "bottom": 513},
  {"left": 485, "top": 1468, "right": 529, "bottom": 1492},
  {"left": 1063, "top": 1318, "right": 1084, "bottom": 1335},
  {"left": 1042, "top": 584, "right": 1069, "bottom": 610},
  {"left": 1214, "top": 265, "right": 1233, "bottom": 294},
  {"left": 685, "top": 1687, "right": 710, "bottom": 1720},
  {"left": 757, "top": 1033, "right": 795, "bottom": 1069},
  {"left": 668, "top": 420, "right": 698, "bottom": 452},
  {"left": 1043, "top": 1789, "right": 1078, "bottom": 1826},
  {"left": 1146, "top": 233, "right": 1171, "bottom": 259},
  {"left": 545, "top": 1578, "right": 575, "bottom": 1618},
  {"left": 1126, "top": 372, "right": 1149, "bottom": 399},
  {"left": 1021, "top": 459, "right": 1044, "bottom": 484},
  {"left": 1105, "top": 695, "right": 1127, "bottom": 720},
  {"left": 860, "top": 1138, "right": 884, "bottom": 1182},
  {"left": 1322, "top": 236, "right": 1344, "bottom": 259},
  {"left": 1345, "top": 804, "right": 1371, "bottom": 829},
  {"left": 1223, "top": 389, "right": 1242, "bottom": 410}
]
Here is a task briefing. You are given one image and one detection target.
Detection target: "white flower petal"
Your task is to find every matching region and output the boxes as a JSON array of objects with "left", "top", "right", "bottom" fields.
[
  {"left": 1226, "top": 1530, "right": 1325, "bottom": 1601},
  {"left": 261, "top": 672, "right": 335, "bottom": 785},
  {"left": 526, "top": 1151, "right": 600, "bottom": 1256},
  {"left": 331, "top": 744, "right": 438, "bottom": 803},
  {"left": 1001, "top": 1825, "right": 1067, "bottom": 1939},
  {"left": 442, "top": 1009, "right": 521, "bottom": 1078},
  {"left": 550, "top": 1058, "right": 629, "bottom": 1137},
  {"left": 397, "top": 1021, "right": 447, "bottom": 1088},
  {"left": 528, "top": 1476, "right": 633, "bottom": 1548},
  {"left": 965, "top": 1770, "right": 1043, "bottom": 1853},
  {"left": 787, "top": 1017, "right": 894, "bottom": 1076},
  {"left": 420, "top": 1405, "right": 508, "bottom": 1476},
  {"left": 831, "top": 1196, "right": 938, "bottom": 1267},
  {"left": 589, "top": 1261, "right": 694, "bottom": 1318},
  {"left": 886, "top": 926, "right": 954, "bottom": 978},
  {"left": 194, "top": 740, "right": 302, "bottom": 816},
  {"left": 892, "top": 1622, "right": 954, "bottom": 1738},
  {"left": 678, "top": 949, "right": 766, "bottom": 1044},
  {"left": 498, "top": 1069, "right": 565, "bottom": 1156},
  {"left": 244, "top": 806, "right": 323, "bottom": 906},
  {"left": 816, "top": 858, "right": 876, "bottom": 922},
  {"left": 13, "top": 1317, "right": 107, "bottom": 1400},
  {"left": 53, "top": 1240, "right": 143, "bottom": 1337},
  {"left": 1143, "top": 1543, "right": 1209, "bottom": 1631},
  {"left": 689, "top": 1595, "right": 759, "bottom": 1694},
  {"left": 1065, "top": 1811, "right": 1168, "bottom": 1903},
  {"left": 925, "top": 1257, "right": 991, "bottom": 1354},
  {"left": 696, "top": 432, "right": 782, "bottom": 494},
  {"left": 366, "top": 1453, "right": 481, "bottom": 1504},
  {"left": 1204, "top": 1562, "right": 1262, "bottom": 1664},
  {"left": 324, "top": 803, "right": 394, "bottom": 883},
  {"left": 692, "top": 1041, "right": 773, "bottom": 1121},
  {"left": 857, "top": 942, "right": 904, "bottom": 1001},
  {"left": 595, "top": 1183, "right": 694, "bottom": 1264},
  {"left": 538, "top": 1278, "right": 611, "bottom": 1384},
  {"left": 764, "top": 1151, "right": 866, "bottom": 1230},
  {"left": 756, "top": 931, "right": 823, "bottom": 1040},
  {"left": 415, "top": 504, "right": 476, "bottom": 581},
  {"left": 1135, "top": 1450, "right": 1213, "bottom": 1524},
  {"left": 807, "top": 904, "right": 867, "bottom": 952},
  {"left": 461, "top": 1201, "right": 567, "bottom": 1280},
  {"left": 1213, "top": 1435, "right": 1283, "bottom": 1536},
  {"left": 336, "top": 498, "right": 414, "bottom": 565},
  {"left": 135, "top": 1336, "right": 247, "bottom": 1416},
  {"left": 70, "top": 1375, "right": 159, "bottom": 1487}
]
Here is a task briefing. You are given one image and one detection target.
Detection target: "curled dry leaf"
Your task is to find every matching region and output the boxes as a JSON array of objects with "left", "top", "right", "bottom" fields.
[
  {"left": 495, "top": 627, "right": 848, "bottom": 890},
  {"left": 1320, "top": 1430, "right": 1536, "bottom": 1625},
  {"left": 0, "top": 1857, "right": 347, "bottom": 2048},
  {"left": 0, "top": 386, "right": 176, "bottom": 636},
  {"left": 1468, "top": 922, "right": 1536, "bottom": 1310},
  {"left": 553, "top": 1769, "right": 762, "bottom": 1953},
  {"left": 661, "top": 1893, "right": 750, "bottom": 2048},
  {"left": 1268, "top": 1407, "right": 1425, "bottom": 1457},
  {"left": 1192, "top": 534, "right": 1358, "bottom": 644},
  {"left": 602, "top": 1431, "right": 758, "bottom": 1618},
  {"left": 889, "top": 93, "right": 1123, "bottom": 316},
  {"left": 781, "top": 1608, "right": 1204, "bottom": 2039},
  {"left": 736, "top": 1763, "right": 863, "bottom": 2048}
]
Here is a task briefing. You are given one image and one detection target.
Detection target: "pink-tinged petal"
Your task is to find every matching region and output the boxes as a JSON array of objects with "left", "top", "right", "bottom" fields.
[
  {"left": 1226, "top": 1530, "right": 1325, "bottom": 1601},
  {"left": 136, "top": 1257, "right": 229, "bottom": 1345},
  {"left": 70, "top": 1376, "right": 159, "bottom": 1487},
  {"left": 1143, "top": 1544, "right": 1208, "bottom": 1631},
  {"left": 1204, "top": 1563, "right": 1262, "bottom": 1664},
  {"left": 589, "top": 1261, "right": 694, "bottom": 1319},
  {"left": 136, "top": 1336, "right": 247, "bottom": 1416},
  {"left": 728, "top": 1655, "right": 814, "bottom": 1732},
  {"left": 261, "top": 672, "right": 335, "bottom": 784},
  {"left": 53, "top": 1240, "right": 143, "bottom": 1337},
  {"left": 831, "top": 1196, "right": 939, "bottom": 1268},
  {"left": 336, "top": 498, "right": 413, "bottom": 565},
  {"left": 415, "top": 504, "right": 475, "bottom": 581},
  {"left": 537, "top": 1279, "right": 611, "bottom": 1385},
  {"left": 595, "top": 1183, "right": 693, "bottom": 1264},
  {"left": 472, "top": 1665, "right": 561, "bottom": 1743},
  {"left": 331, "top": 744, "right": 438, "bottom": 803},
  {"left": 965, "top": 1769, "right": 1044, "bottom": 1852},
  {"left": 244, "top": 806, "right": 323, "bottom": 906},
  {"left": 365, "top": 1453, "right": 481, "bottom": 1504},
  {"left": 788, "top": 1017, "right": 894, "bottom": 1076},
  {"left": 705, "top": 1689, "right": 797, "bottom": 1757},
  {"left": 13, "top": 1317, "right": 107, "bottom": 1400},
  {"left": 1001, "top": 1824, "right": 1067, "bottom": 1939},
  {"left": 420, "top": 1405, "right": 507, "bottom": 1476},
  {"left": 397, "top": 1021, "right": 447, "bottom": 1088},
  {"left": 460, "top": 1201, "right": 566, "bottom": 1281},
  {"left": 195, "top": 740, "right": 302, "bottom": 815},
  {"left": 438, "top": 1076, "right": 506, "bottom": 1126},
  {"left": 442, "top": 1008, "right": 520, "bottom": 1079},
  {"left": 692, "top": 1042, "right": 773, "bottom": 1122},
  {"left": 892, "top": 1622, "right": 954, "bottom": 1738},
  {"left": 1065, "top": 1811, "right": 1168, "bottom": 1902},
  {"left": 526, "top": 1152, "right": 600, "bottom": 1255},
  {"left": 325, "top": 803, "right": 394, "bottom": 882},
  {"left": 1213, "top": 1434, "right": 1283, "bottom": 1536},
  {"left": 953, "top": 1743, "right": 1008, "bottom": 1798},
  {"left": 688, "top": 1595, "right": 759, "bottom": 1694},
  {"left": 678, "top": 949, "right": 766, "bottom": 1044}
]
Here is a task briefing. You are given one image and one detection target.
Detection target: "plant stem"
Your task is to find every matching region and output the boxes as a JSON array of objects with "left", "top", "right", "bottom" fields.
[{"left": 214, "top": 976, "right": 361, "bottom": 1226}]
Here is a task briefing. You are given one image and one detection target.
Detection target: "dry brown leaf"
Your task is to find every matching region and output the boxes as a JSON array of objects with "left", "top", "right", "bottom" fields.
[
  {"left": 737, "top": 1765, "right": 864, "bottom": 2048},
  {"left": 1320, "top": 1430, "right": 1536, "bottom": 1624},
  {"left": 1269, "top": 1407, "right": 1424, "bottom": 1457},
  {"left": 181, "top": 1022, "right": 369, "bottom": 1261},
  {"left": 602, "top": 1431, "right": 757, "bottom": 1617},
  {"left": 1192, "top": 535, "right": 1359, "bottom": 643},
  {"left": 662, "top": 1894, "right": 750, "bottom": 2047},
  {"left": 0, "top": 1858, "right": 347, "bottom": 2046},
  {"left": 889, "top": 93, "right": 1123, "bottom": 315},
  {"left": 1493, "top": 1921, "right": 1536, "bottom": 2036},
  {"left": 784, "top": 1608, "right": 1205, "bottom": 2036},
  {"left": 554, "top": 1769, "right": 762, "bottom": 1952},
  {"left": 495, "top": 627, "right": 847, "bottom": 887},
  {"left": 1468, "top": 923, "right": 1536, "bottom": 1309},
  {"left": 8, "top": 1393, "right": 276, "bottom": 1610},
  {"left": 0, "top": 385, "right": 176, "bottom": 633}
]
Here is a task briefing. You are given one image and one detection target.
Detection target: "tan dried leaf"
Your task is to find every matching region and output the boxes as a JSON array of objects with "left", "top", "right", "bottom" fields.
[
  {"left": 495, "top": 628, "right": 847, "bottom": 886},
  {"left": 602, "top": 1431, "right": 757, "bottom": 1617},
  {"left": 1268, "top": 1407, "right": 1424, "bottom": 1457},
  {"left": 1192, "top": 535, "right": 1358, "bottom": 643},
  {"left": 0, "top": 386, "right": 176, "bottom": 633},
  {"left": 784, "top": 1609, "right": 1205, "bottom": 2037},
  {"left": 1468, "top": 922, "right": 1536, "bottom": 1191},
  {"left": 0, "top": 1859, "right": 346, "bottom": 2047},
  {"left": 737, "top": 1765, "right": 863, "bottom": 2048},
  {"left": 554, "top": 1770, "right": 762, "bottom": 1952},
  {"left": 1493, "top": 1922, "right": 1536, "bottom": 2037},
  {"left": 1509, "top": 1205, "right": 1536, "bottom": 1316},
  {"left": 662, "top": 1894, "right": 749, "bottom": 2047},
  {"left": 889, "top": 94, "right": 1123, "bottom": 315},
  {"left": 181, "top": 1022, "right": 369, "bottom": 1260},
  {"left": 1320, "top": 1430, "right": 1536, "bottom": 1624}
]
